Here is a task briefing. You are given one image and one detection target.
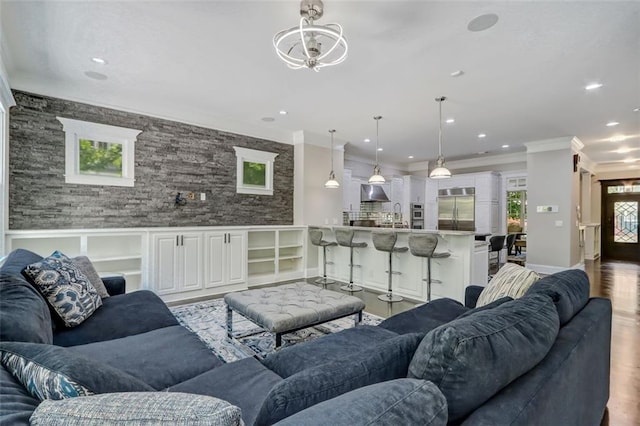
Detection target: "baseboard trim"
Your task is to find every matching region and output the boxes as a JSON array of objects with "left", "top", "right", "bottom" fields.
[{"left": 527, "top": 262, "right": 585, "bottom": 275}]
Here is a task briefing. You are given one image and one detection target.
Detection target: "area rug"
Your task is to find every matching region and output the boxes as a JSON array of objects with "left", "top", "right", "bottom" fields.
[{"left": 170, "top": 298, "right": 382, "bottom": 363}]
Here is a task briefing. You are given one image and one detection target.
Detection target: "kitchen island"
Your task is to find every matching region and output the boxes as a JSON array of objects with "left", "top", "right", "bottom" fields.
[{"left": 311, "top": 226, "right": 488, "bottom": 303}]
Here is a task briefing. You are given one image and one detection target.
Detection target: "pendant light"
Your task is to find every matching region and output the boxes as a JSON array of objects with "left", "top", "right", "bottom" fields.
[
  {"left": 368, "top": 116, "right": 385, "bottom": 184},
  {"left": 430, "top": 96, "right": 452, "bottom": 179},
  {"left": 324, "top": 129, "right": 340, "bottom": 188}
]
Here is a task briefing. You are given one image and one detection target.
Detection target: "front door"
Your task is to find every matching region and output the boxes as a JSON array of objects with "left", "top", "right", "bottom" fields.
[{"left": 601, "top": 179, "right": 640, "bottom": 261}]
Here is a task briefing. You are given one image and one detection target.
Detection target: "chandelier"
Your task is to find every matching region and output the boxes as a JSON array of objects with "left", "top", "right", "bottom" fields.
[{"left": 273, "top": 0, "right": 348, "bottom": 72}]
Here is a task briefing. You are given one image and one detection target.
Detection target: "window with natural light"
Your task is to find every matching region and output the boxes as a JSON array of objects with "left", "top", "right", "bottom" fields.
[
  {"left": 233, "top": 147, "right": 278, "bottom": 195},
  {"left": 57, "top": 117, "right": 141, "bottom": 187}
]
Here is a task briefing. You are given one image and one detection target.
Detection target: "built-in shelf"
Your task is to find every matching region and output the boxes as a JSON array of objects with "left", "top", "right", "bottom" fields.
[
  {"left": 248, "top": 257, "right": 276, "bottom": 264},
  {"left": 247, "top": 228, "right": 306, "bottom": 286}
]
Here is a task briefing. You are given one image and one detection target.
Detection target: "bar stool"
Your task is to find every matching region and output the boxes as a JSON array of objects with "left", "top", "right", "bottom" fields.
[
  {"left": 309, "top": 229, "right": 337, "bottom": 287},
  {"left": 408, "top": 234, "right": 451, "bottom": 302},
  {"left": 488, "top": 235, "right": 506, "bottom": 275},
  {"left": 335, "top": 229, "right": 367, "bottom": 292},
  {"left": 372, "top": 232, "right": 408, "bottom": 303}
]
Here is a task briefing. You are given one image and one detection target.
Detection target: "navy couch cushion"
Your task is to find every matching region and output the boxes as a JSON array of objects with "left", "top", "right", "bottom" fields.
[
  {"left": 0, "top": 249, "right": 43, "bottom": 276},
  {"left": 525, "top": 269, "right": 591, "bottom": 325},
  {"left": 262, "top": 325, "right": 398, "bottom": 378},
  {"left": 378, "top": 298, "right": 467, "bottom": 334},
  {"left": 0, "top": 273, "right": 53, "bottom": 344},
  {"left": 70, "top": 325, "right": 223, "bottom": 390},
  {"left": 274, "top": 379, "right": 448, "bottom": 426},
  {"left": 0, "top": 365, "right": 39, "bottom": 426},
  {"left": 53, "top": 290, "right": 179, "bottom": 347},
  {"left": 0, "top": 342, "right": 153, "bottom": 400},
  {"left": 408, "top": 293, "right": 559, "bottom": 421},
  {"left": 168, "top": 357, "right": 283, "bottom": 426},
  {"left": 455, "top": 296, "right": 513, "bottom": 320},
  {"left": 256, "top": 332, "right": 424, "bottom": 426}
]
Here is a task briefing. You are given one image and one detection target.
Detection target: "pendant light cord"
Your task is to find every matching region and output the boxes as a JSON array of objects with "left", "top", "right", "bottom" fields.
[
  {"left": 437, "top": 96, "right": 446, "bottom": 159},
  {"left": 329, "top": 129, "right": 335, "bottom": 172},
  {"left": 374, "top": 116, "right": 382, "bottom": 166}
]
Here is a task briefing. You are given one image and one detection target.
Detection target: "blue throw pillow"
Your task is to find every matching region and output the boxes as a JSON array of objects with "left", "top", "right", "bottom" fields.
[
  {"left": 22, "top": 251, "right": 102, "bottom": 327},
  {"left": 408, "top": 293, "right": 559, "bottom": 421},
  {"left": 0, "top": 342, "right": 153, "bottom": 401},
  {"left": 256, "top": 333, "right": 424, "bottom": 426},
  {"left": 273, "top": 379, "right": 448, "bottom": 426}
]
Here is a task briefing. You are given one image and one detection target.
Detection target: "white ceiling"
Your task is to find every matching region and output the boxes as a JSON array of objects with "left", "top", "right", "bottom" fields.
[{"left": 2, "top": 1, "right": 639, "bottom": 170}]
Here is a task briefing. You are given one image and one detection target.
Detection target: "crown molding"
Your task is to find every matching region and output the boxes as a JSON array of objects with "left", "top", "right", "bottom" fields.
[
  {"left": 594, "top": 162, "right": 640, "bottom": 173},
  {"left": 343, "top": 152, "right": 409, "bottom": 173},
  {"left": 524, "top": 136, "right": 583, "bottom": 154}
]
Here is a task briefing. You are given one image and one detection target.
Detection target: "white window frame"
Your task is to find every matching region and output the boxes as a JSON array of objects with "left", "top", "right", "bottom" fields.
[
  {"left": 57, "top": 117, "right": 141, "bottom": 187},
  {"left": 233, "top": 146, "right": 278, "bottom": 196}
]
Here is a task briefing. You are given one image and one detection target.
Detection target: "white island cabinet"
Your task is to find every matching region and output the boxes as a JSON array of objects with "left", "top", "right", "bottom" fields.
[{"left": 312, "top": 226, "right": 485, "bottom": 304}]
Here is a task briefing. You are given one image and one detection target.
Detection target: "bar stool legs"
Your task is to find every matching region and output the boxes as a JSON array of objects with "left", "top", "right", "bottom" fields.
[
  {"left": 372, "top": 232, "right": 408, "bottom": 303},
  {"left": 341, "top": 245, "right": 363, "bottom": 292}
]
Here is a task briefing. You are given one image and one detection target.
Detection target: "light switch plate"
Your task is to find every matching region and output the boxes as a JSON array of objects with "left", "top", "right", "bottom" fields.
[
  {"left": 200, "top": 193, "right": 206, "bottom": 201},
  {"left": 536, "top": 205, "right": 559, "bottom": 213}
]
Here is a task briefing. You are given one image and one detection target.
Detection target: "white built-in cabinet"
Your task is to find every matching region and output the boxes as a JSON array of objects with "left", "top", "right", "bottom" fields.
[
  {"left": 6, "top": 226, "right": 306, "bottom": 303},
  {"left": 151, "top": 232, "right": 203, "bottom": 295}
]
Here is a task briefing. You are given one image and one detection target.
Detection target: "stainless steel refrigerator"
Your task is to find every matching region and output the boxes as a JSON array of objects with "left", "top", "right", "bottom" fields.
[{"left": 437, "top": 187, "right": 476, "bottom": 231}]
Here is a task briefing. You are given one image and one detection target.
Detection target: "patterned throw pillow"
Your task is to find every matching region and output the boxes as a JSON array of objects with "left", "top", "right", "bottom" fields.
[
  {"left": 71, "top": 256, "right": 110, "bottom": 299},
  {"left": 0, "top": 342, "right": 154, "bottom": 401},
  {"left": 30, "top": 392, "right": 244, "bottom": 426},
  {"left": 22, "top": 251, "right": 102, "bottom": 327},
  {"left": 476, "top": 263, "right": 539, "bottom": 307}
]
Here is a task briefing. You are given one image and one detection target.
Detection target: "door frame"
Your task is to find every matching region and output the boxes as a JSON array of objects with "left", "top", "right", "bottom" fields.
[{"left": 600, "top": 178, "right": 640, "bottom": 261}]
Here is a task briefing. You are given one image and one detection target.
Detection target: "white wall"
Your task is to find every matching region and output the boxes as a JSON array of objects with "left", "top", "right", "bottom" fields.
[{"left": 525, "top": 138, "right": 582, "bottom": 272}]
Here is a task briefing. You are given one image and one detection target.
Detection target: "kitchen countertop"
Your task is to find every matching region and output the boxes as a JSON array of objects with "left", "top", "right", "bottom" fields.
[{"left": 310, "top": 225, "right": 476, "bottom": 236}]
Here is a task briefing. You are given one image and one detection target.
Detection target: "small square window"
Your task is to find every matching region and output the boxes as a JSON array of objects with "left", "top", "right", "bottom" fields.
[
  {"left": 57, "top": 118, "right": 141, "bottom": 187},
  {"left": 233, "top": 147, "right": 278, "bottom": 195}
]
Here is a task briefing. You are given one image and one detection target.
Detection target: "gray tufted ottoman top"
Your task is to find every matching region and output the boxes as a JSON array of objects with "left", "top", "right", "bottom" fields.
[{"left": 224, "top": 283, "right": 365, "bottom": 334}]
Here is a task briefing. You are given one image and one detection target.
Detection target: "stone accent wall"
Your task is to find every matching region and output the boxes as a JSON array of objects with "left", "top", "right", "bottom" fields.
[{"left": 9, "top": 90, "right": 294, "bottom": 229}]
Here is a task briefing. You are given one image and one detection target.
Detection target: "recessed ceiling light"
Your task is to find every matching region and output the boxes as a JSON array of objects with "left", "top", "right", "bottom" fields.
[
  {"left": 408, "top": 155, "right": 414, "bottom": 159},
  {"left": 261, "top": 117, "right": 275, "bottom": 122},
  {"left": 445, "top": 118, "right": 455, "bottom": 124},
  {"left": 377, "top": 148, "right": 383, "bottom": 152},
  {"left": 363, "top": 138, "right": 371, "bottom": 143},
  {"left": 623, "top": 159, "right": 637, "bottom": 163},
  {"left": 606, "top": 121, "right": 619, "bottom": 127},
  {"left": 279, "top": 110, "right": 288, "bottom": 115},
  {"left": 467, "top": 13, "right": 499, "bottom": 32},
  {"left": 501, "top": 144, "right": 509, "bottom": 149},
  {"left": 84, "top": 71, "right": 107, "bottom": 80},
  {"left": 633, "top": 107, "right": 640, "bottom": 112},
  {"left": 616, "top": 147, "right": 631, "bottom": 154},
  {"left": 477, "top": 151, "right": 488, "bottom": 155},
  {"left": 450, "top": 70, "right": 464, "bottom": 77},
  {"left": 478, "top": 133, "right": 486, "bottom": 138},
  {"left": 91, "top": 57, "right": 107, "bottom": 65},
  {"left": 585, "top": 82, "right": 603, "bottom": 90},
  {"left": 610, "top": 135, "right": 626, "bottom": 142}
]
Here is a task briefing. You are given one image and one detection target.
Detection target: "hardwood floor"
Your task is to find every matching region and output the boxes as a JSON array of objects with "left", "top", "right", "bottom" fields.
[{"left": 586, "top": 259, "right": 640, "bottom": 426}]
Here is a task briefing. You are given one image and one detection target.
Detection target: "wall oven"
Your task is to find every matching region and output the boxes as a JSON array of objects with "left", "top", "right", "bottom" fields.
[{"left": 410, "top": 203, "right": 424, "bottom": 229}]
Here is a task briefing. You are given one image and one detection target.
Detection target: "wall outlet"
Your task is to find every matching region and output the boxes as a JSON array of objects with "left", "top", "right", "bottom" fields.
[
  {"left": 188, "top": 192, "right": 195, "bottom": 200},
  {"left": 555, "top": 220, "right": 563, "bottom": 227},
  {"left": 200, "top": 193, "right": 206, "bottom": 201}
]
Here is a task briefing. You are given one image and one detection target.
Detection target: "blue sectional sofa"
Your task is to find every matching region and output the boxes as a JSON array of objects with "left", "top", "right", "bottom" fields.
[{"left": 1, "top": 248, "right": 612, "bottom": 425}]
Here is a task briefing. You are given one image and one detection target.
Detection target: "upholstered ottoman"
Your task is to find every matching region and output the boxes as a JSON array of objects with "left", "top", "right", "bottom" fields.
[{"left": 224, "top": 283, "right": 366, "bottom": 348}]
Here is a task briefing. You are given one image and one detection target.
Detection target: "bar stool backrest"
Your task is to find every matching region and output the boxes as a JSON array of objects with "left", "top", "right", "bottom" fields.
[
  {"left": 335, "top": 229, "right": 355, "bottom": 247},
  {"left": 372, "top": 232, "right": 398, "bottom": 252},
  {"left": 408, "top": 234, "right": 438, "bottom": 258},
  {"left": 489, "top": 235, "right": 506, "bottom": 253},
  {"left": 309, "top": 229, "right": 323, "bottom": 246},
  {"left": 505, "top": 233, "right": 516, "bottom": 255}
]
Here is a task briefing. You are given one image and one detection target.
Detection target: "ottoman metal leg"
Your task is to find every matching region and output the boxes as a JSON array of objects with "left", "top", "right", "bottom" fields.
[
  {"left": 354, "top": 310, "right": 362, "bottom": 326},
  {"left": 226, "top": 305, "right": 233, "bottom": 339}
]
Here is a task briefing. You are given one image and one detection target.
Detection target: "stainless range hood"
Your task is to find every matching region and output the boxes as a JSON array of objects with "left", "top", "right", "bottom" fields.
[{"left": 361, "top": 184, "right": 390, "bottom": 202}]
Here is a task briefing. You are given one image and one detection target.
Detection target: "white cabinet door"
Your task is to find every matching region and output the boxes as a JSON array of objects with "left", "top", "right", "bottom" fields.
[
  {"left": 342, "top": 169, "right": 352, "bottom": 211},
  {"left": 348, "top": 179, "right": 361, "bottom": 211},
  {"left": 226, "top": 231, "right": 247, "bottom": 285},
  {"left": 179, "top": 233, "right": 203, "bottom": 291},
  {"left": 425, "top": 179, "right": 439, "bottom": 229},
  {"left": 410, "top": 176, "right": 426, "bottom": 203},
  {"left": 204, "top": 233, "right": 225, "bottom": 288},
  {"left": 152, "top": 234, "right": 180, "bottom": 295},
  {"left": 204, "top": 231, "right": 247, "bottom": 289},
  {"left": 151, "top": 232, "right": 202, "bottom": 295}
]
